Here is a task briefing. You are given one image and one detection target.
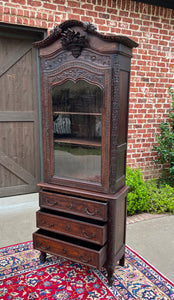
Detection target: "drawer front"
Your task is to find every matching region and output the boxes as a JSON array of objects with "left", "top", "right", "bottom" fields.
[
  {"left": 33, "top": 231, "right": 107, "bottom": 269},
  {"left": 40, "top": 191, "right": 108, "bottom": 221},
  {"left": 37, "top": 211, "right": 107, "bottom": 245}
]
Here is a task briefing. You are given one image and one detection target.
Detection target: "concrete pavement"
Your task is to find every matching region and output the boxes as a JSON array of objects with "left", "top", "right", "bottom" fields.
[{"left": 126, "top": 214, "right": 174, "bottom": 283}]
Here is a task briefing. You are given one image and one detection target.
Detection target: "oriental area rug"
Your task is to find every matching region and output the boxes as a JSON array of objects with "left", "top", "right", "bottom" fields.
[{"left": 0, "top": 242, "right": 173, "bottom": 300}]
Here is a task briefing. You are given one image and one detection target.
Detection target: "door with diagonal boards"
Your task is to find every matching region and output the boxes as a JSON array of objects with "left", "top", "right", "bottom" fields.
[{"left": 0, "top": 25, "right": 45, "bottom": 197}]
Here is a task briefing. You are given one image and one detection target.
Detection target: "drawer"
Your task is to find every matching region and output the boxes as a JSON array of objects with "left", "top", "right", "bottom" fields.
[
  {"left": 33, "top": 230, "right": 107, "bottom": 269},
  {"left": 36, "top": 211, "right": 107, "bottom": 245},
  {"left": 39, "top": 191, "right": 108, "bottom": 221}
]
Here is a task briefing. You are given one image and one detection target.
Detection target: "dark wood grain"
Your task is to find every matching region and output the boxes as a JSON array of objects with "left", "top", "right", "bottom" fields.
[
  {"left": 33, "top": 230, "right": 107, "bottom": 269},
  {"left": 39, "top": 191, "right": 108, "bottom": 221},
  {"left": 37, "top": 210, "right": 107, "bottom": 245}
]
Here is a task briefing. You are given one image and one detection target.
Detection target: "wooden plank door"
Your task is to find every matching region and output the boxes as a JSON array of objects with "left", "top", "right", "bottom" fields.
[{"left": 0, "top": 27, "right": 43, "bottom": 197}]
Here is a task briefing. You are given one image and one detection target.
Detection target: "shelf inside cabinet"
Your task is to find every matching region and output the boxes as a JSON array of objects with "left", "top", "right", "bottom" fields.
[
  {"left": 54, "top": 112, "right": 102, "bottom": 116},
  {"left": 54, "top": 138, "right": 101, "bottom": 147}
]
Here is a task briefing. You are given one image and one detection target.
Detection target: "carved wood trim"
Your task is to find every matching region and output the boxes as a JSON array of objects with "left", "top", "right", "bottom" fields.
[{"left": 33, "top": 20, "right": 138, "bottom": 50}]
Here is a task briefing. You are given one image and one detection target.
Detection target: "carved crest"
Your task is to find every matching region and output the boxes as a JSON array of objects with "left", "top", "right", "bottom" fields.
[{"left": 61, "top": 28, "right": 88, "bottom": 58}]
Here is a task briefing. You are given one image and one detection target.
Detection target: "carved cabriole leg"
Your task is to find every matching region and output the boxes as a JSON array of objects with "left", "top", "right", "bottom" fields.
[
  {"left": 107, "top": 265, "right": 115, "bottom": 286},
  {"left": 39, "top": 251, "right": 47, "bottom": 263},
  {"left": 119, "top": 253, "right": 125, "bottom": 267}
]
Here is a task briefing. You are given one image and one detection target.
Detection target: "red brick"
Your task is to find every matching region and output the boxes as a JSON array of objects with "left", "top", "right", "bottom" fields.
[
  {"left": 107, "top": 8, "right": 117, "bottom": 14},
  {"left": 42, "top": 13, "right": 47, "bottom": 20},
  {"left": 88, "top": 10, "right": 98, "bottom": 18},
  {"left": 29, "top": 18, "right": 35, "bottom": 26},
  {"left": 95, "top": 6, "right": 105, "bottom": 12},
  {"left": 11, "top": 8, "right": 17, "bottom": 15},
  {"left": 99, "top": 13, "right": 109, "bottom": 19},
  {"left": 43, "top": 3, "right": 57, "bottom": 10},
  {"left": 94, "top": 18, "right": 105, "bottom": 25},
  {"left": 121, "top": 29, "right": 132, "bottom": 35},
  {"left": 80, "top": 16, "right": 93, "bottom": 22},
  {"left": 67, "top": 1, "right": 80, "bottom": 7},
  {"left": 3, "top": 15, "right": 10, "bottom": 22},
  {"left": 73, "top": 8, "right": 85, "bottom": 15},
  {"left": 41, "top": 21, "right": 47, "bottom": 28},
  {"left": 4, "top": 7, "right": 10, "bottom": 14},
  {"left": 154, "top": 22, "right": 162, "bottom": 28},
  {"left": 17, "top": 16, "right": 23, "bottom": 24},
  {"left": 36, "top": 12, "right": 42, "bottom": 19},
  {"left": 48, "top": 15, "right": 54, "bottom": 22},
  {"left": 10, "top": 16, "right": 16, "bottom": 23},
  {"left": 11, "top": 0, "right": 25, "bottom": 4},
  {"left": 36, "top": 19, "right": 42, "bottom": 26},
  {"left": 98, "top": 25, "right": 109, "bottom": 32},
  {"left": 29, "top": 10, "right": 35, "bottom": 18},
  {"left": 58, "top": 5, "right": 68, "bottom": 12},
  {"left": 28, "top": 0, "right": 41, "bottom": 7},
  {"left": 150, "top": 27, "right": 159, "bottom": 33},
  {"left": 53, "top": 0, "right": 66, "bottom": 4},
  {"left": 81, "top": 4, "right": 93, "bottom": 10},
  {"left": 119, "top": 10, "right": 128, "bottom": 17}
]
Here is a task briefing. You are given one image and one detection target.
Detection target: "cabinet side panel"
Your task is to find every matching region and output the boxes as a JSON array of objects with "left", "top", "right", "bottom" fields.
[
  {"left": 118, "top": 70, "right": 129, "bottom": 146},
  {"left": 106, "top": 190, "right": 127, "bottom": 271},
  {"left": 114, "top": 195, "right": 126, "bottom": 252},
  {"left": 110, "top": 60, "right": 131, "bottom": 193},
  {"left": 115, "top": 70, "right": 130, "bottom": 190}
]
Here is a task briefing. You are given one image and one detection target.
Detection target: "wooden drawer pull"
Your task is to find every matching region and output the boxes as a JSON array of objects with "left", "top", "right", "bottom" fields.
[
  {"left": 79, "top": 255, "right": 92, "bottom": 264},
  {"left": 82, "top": 231, "right": 96, "bottom": 239},
  {"left": 37, "top": 242, "right": 50, "bottom": 251},
  {"left": 46, "top": 200, "right": 58, "bottom": 206},
  {"left": 68, "top": 203, "right": 73, "bottom": 209},
  {"left": 62, "top": 248, "right": 67, "bottom": 254},
  {"left": 84, "top": 207, "right": 98, "bottom": 216},
  {"left": 41, "top": 221, "right": 54, "bottom": 228},
  {"left": 65, "top": 224, "right": 71, "bottom": 231}
]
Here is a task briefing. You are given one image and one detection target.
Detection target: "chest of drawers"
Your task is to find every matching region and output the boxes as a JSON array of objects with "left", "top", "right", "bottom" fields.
[{"left": 33, "top": 185, "right": 128, "bottom": 285}]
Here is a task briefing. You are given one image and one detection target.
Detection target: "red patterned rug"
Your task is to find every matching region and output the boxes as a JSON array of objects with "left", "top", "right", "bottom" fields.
[{"left": 0, "top": 242, "right": 173, "bottom": 299}]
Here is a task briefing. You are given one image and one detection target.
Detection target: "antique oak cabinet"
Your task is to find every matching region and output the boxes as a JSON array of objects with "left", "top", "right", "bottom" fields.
[{"left": 33, "top": 20, "right": 138, "bottom": 285}]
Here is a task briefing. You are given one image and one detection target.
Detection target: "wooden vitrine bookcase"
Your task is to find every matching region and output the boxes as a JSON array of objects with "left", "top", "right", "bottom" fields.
[{"left": 33, "top": 20, "right": 138, "bottom": 285}]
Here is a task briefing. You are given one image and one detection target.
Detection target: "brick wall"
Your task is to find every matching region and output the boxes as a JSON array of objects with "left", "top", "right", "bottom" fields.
[{"left": 0, "top": 0, "right": 174, "bottom": 179}]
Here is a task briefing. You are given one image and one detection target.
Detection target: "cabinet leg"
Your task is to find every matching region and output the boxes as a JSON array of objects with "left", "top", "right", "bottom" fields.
[
  {"left": 39, "top": 251, "right": 47, "bottom": 263},
  {"left": 119, "top": 254, "right": 125, "bottom": 267},
  {"left": 107, "top": 267, "right": 115, "bottom": 286}
]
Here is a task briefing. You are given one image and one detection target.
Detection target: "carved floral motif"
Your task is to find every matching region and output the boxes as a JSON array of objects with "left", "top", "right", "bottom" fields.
[
  {"left": 61, "top": 28, "right": 88, "bottom": 58},
  {"left": 42, "top": 50, "right": 111, "bottom": 71},
  {"left": 49, "top": 67, "right": 105, "bottom": 88}
]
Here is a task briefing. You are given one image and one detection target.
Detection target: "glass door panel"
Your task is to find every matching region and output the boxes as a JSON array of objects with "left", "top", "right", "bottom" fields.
[{"left": 52, "top": 80, "right": 102, "bottom": 183}]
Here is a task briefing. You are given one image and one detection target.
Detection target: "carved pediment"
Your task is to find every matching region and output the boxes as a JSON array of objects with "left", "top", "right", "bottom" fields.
[{"left": 33, "top": 20, "right": 138, "bottom": 50}]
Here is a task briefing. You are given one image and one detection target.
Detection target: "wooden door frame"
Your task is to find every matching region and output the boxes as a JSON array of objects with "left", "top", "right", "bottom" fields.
[{"left": 0, "top": 23, "right": 46, "bottom": 196}]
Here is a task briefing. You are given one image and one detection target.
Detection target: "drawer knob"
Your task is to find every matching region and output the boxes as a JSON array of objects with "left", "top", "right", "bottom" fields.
[
  {"left": 46, "top": 200, "right": 58, "bottom": 206},
  {"left": 84, "top": 207, "right": 98, "bottom": 216},
  {"left": 82, "top": 231, "right": 96, "bottom": 239},
  {"left": 37, "top": 242, "right": 50, "bottom": 251},
  {"left": 62, "top": 248, "right": 67, "bottom": 254},
  {"left": 41, "top": 220, "right": 54, "bottom": 228},
  {"left": 79, "top": 255, "right": 92, "bottom": 264},
  {"left": 68, "top": 203, "right": 73, "bottom": 209},
  {"left": 65, "top": 224, "right": 71, "bottom": 231}
]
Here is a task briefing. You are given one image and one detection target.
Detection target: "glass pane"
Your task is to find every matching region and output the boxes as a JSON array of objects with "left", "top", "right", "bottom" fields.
[{"left": 52, "top": 80, "right": 102, "bottom": 183}]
